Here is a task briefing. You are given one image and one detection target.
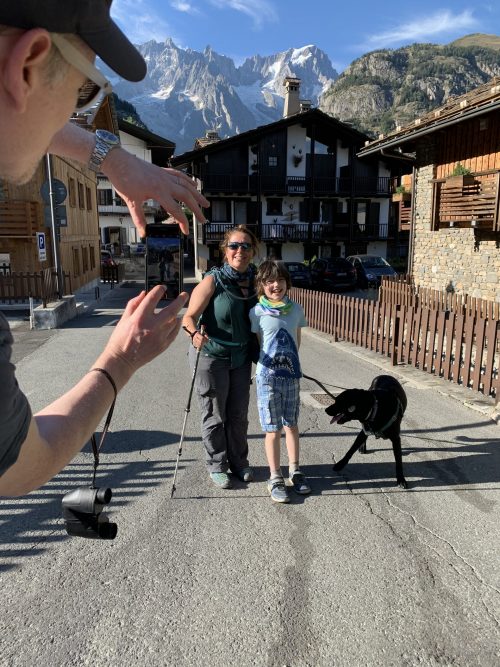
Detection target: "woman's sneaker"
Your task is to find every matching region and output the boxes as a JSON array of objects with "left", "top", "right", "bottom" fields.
[
  {"left": 210, "top": 472, "right": 232, "bottom": 489},
  {"left": 267, "top": 478, "right": 290, "bottom": 503},
  {"left": 289, "top": 471, "right": 311, "bottom": 495}
]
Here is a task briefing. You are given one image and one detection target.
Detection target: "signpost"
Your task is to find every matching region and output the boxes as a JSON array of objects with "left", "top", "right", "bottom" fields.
[
  {"left": 36, "top": 232, "right": 47, "bottom": 262},
  {"left": 43, "top": 205, "right": 68, "bottom": 228},
  {"left": 40, "top": 178, "right": 67, "bottom": 206},
  {"left": 41, "top": 158, "right": 67, "bottom": 298}
]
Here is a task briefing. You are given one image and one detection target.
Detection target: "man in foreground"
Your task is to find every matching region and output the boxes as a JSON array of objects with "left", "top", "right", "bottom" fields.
[{"left": 0, "top": 0, "right": 208, "bottom": 496}]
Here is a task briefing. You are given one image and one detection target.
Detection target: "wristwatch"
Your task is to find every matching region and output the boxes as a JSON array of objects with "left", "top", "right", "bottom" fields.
[{"left": 88, "top": 130, "right": 120, "bottom": 173}]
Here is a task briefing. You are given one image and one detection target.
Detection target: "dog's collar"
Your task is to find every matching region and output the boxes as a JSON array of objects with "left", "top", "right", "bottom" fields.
[{"left": 363, "top": 397, "right": 403, "bottom": 438}]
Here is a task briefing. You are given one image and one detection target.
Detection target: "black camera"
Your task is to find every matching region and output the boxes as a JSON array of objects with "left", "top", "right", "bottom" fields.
[{"left": 62, "top": 487, "right": 117, "bottom": 540}]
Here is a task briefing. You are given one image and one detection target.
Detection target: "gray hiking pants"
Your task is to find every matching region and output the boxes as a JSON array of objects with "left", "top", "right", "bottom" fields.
[{"left": 189, "top": 346, "right": 251, "bottom": 473}]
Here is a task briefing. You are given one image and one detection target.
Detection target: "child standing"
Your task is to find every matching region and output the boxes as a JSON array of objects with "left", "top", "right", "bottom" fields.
[{"left": 250, "top": 260, "right": 311, "bottom": 503}]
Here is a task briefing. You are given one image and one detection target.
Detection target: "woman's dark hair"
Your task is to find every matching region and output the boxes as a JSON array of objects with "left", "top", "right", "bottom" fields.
[
  {"left": 219, "top": 225, "right": 259, "bottom": 256},
  {"left": 256, "top": 260, "right": 291, "bottom": 298}
]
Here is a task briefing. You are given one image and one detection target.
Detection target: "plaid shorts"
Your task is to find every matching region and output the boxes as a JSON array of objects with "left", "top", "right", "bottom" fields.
[{"left": 256, "top": 375, "right": 300, "bottom": 432}]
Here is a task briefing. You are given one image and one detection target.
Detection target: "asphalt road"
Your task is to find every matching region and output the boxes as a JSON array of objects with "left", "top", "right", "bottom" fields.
[{"left": 1, "top": 284, "right": 499, "bottom": 667}]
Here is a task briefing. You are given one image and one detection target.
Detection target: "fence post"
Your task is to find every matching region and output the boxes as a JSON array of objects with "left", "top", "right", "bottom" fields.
[{"left": 391, "top": 306, "right": 400, "bottom": 366}]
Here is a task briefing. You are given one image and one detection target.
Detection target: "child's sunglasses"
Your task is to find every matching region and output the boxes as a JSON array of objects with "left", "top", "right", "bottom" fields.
[{"left": 226, "top": 242, "right": 252, "bottom": 250}]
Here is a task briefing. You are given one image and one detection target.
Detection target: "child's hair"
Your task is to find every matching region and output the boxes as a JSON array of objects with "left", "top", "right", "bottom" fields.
[{"left": 256, "top": 260, "right": 291, "bottom": 298}]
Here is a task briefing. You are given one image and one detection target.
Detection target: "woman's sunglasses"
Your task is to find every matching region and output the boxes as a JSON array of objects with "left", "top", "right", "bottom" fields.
[
  {"left": 51, "top": 34, "right": 113, "bottom": 112},
  {"left": 227, "top": 242, "right": 252, "bottom": 250}
]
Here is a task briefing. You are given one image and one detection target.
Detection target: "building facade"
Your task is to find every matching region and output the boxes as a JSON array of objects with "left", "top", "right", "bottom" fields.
[
  {"left": 359, "top": 77, "right": 500, "bottom": 302},
  {"left": 172, "top": 78, "right": 408, "bottom": 277},
  {"left": 97, "top": 119, "right": 175, "bottom": 253}
]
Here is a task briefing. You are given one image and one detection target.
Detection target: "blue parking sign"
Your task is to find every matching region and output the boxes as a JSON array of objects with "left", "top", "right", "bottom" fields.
[{"left": 36, "top": 232, "right": 47, "bottom": 261}]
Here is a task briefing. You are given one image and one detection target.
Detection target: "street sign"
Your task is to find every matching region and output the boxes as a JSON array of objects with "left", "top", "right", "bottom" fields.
[
  {"left": 36, "top": 232, "right": 47, "bottom": 262},
  {"left": 44, "top": 205, "right": 68, "bottom": 228},
  {"left": 40, "top": 178, "right": 68, "bottom": 205}
]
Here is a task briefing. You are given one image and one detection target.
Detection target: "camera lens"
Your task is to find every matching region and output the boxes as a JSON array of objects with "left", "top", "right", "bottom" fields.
[
  {"left": 95, "top": 488, "right": 112, "bottom": 504},
  {"left": 97, "top": 521, "right": 118, "bottom": 540}
]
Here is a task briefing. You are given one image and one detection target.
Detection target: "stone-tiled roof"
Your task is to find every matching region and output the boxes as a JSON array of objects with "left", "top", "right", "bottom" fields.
[{"left": 359, "top": 77, "right": 500, "bottom": 156}]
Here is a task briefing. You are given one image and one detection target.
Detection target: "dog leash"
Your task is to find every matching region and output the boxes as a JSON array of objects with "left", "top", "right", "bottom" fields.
[{"left": 301, "top": 373, "right": 348, "bottom": 398}]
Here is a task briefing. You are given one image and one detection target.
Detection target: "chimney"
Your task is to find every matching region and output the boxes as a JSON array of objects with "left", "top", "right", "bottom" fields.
[
  {"left": 283, "top": 77, "right": 301, "bottom": 118},
  {"left": 206, "top": 130, "right": 220, "bottom": 141},
  {"left": 300, "top": 99, "right": 312, "bottom": 112}
]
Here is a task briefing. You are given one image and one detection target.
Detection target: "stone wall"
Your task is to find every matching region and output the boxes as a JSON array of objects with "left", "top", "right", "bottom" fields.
[{"left": 412, "top": 138, "right": 500, "bottom": 302}]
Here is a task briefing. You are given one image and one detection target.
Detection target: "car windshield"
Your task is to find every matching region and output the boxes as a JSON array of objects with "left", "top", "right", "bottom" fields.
[{"left": 361, "top": 256, "right": 390, "bottom": 268}]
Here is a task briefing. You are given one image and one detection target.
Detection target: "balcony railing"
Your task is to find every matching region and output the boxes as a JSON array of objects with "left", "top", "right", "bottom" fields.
[
  {"left": 202, "top": 174, "right": 392, "bottom": 197},
  {"left": 198, "top": 220, "right": 395, "bottom": 244},
  {"left": 98, "top": 204, "right": 130, "bottom": 214},
  {"left": 260, "top": 223, "right": 328, "bottom": 243},
  {"left": 202, "top": 174, "right": 251, "bottom": 193},
  {"left": 0, "top": 201, "right": 43, "bottom": 237},
  {"left": 433, "top": 171, "right": 500, "bottom": 230},
  {"left": 199, "top": 222, "right": 259, "bottom": 244}
]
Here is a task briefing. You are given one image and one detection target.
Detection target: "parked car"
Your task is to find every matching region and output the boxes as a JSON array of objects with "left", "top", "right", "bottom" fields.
[
  {"left": 129, "top": 242, "right": 146, "bottom": 256},
  {"left": 284, "top": 262, "right": 311, "bottom": 289},
  {"left": 346, "top": 254, "right": 398, "bottom": 288},
  {"left": 309, "top": 257, "right": 357, "bottom": 292},
  {"left": 100, "top": 250, "right": 116, "bottom": 267}
]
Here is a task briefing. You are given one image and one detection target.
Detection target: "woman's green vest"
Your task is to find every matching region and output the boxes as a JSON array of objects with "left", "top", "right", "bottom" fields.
[{"left": 199, "top": 267, "right": 257, "bottom": 368}]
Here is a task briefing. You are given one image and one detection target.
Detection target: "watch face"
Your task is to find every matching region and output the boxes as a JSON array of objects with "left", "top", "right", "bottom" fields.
[{"left": 96, "top": 130, "right": 119, "bottom": 145}]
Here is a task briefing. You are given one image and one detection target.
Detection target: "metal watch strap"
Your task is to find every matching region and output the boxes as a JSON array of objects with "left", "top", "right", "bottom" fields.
[{"left": 88, "top": 133, "right": 119, "bottom": 173}]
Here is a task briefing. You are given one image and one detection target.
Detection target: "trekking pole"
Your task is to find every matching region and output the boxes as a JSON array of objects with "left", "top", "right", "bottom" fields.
[{"left": 170, "top": 326, "right": 204, "bottom": 498}]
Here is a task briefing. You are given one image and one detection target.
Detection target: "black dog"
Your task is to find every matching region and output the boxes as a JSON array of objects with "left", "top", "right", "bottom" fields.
[{"left": 325, "top": 375, "right": 408, "bottom": 489}]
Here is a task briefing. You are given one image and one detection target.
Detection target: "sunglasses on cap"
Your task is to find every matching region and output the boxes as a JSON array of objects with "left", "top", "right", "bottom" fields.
[
  {"left": 227, "top": 242, "right": 252, "bottom": 250},
  {"left": 51, "top": 34, "right": 112, "bottom": 112}
]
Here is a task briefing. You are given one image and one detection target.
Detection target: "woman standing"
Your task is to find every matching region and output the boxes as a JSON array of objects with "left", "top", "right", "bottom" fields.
[{"left": 182, "top": 225, "right": 259, "bottom": 489}]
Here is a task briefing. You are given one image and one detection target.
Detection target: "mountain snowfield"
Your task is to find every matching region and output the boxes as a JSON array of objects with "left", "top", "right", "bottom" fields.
[{"left": 106, "top": 39, "right": 338, "bottom": 153}]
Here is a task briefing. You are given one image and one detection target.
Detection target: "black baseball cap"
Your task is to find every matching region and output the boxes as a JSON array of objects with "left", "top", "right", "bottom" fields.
[{"left": 0, "top": 0, "right": 146, "bottom": 82}]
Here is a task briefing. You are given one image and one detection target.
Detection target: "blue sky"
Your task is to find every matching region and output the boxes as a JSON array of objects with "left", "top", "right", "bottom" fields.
[{"left": 112, "top": 0, "right": 499, "bottom": 72}]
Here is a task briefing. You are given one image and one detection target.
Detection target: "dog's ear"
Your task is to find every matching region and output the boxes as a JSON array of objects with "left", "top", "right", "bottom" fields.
[{"left": 348, "top": 405, "right": 356, "bottom": 413}]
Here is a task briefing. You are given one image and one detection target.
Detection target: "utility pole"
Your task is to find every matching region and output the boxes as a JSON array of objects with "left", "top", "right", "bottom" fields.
[{"left": 44, "top": 154, "right": 64, "bottom": 298}]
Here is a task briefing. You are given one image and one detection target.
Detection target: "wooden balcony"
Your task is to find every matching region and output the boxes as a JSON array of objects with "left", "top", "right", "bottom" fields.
[
  {"left": 202, "top": 174, "right": 392, "bottom": 197},
  {"left": 198, "top": 222, "right": 259, "bottom": 244},
  {"left": 0, "top": 201, "right": 44, "bottom": 237},
  {"left": 434, "top": 171, "right": 500, "bottom": 230},
  {"left": 196, "top": 219, "right": 395, "bottom": 245},
  {"left": 260, "top": 223, "right": 327, "bottom": 243}
]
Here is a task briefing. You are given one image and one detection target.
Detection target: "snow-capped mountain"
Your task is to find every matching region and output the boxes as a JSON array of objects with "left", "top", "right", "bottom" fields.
[{"left": 107, "top": 40, "right": 338, "bottom": 154}]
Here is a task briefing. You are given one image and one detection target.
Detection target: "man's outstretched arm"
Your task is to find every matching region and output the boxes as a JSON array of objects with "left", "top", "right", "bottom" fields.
[
  {"left": 49, "top": 122, "right": 209, "bottom": 237},
  {"left": 0, "top": 288, "right": 187, "bottom": 497}
]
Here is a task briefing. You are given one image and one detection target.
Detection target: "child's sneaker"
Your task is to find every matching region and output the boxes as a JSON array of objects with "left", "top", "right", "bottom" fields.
[
  {"left": 267, "top": 478, "right": 290, "bottom": 503},
  {"left": 289, "top": 470, "right": 311, "bottom": 495}
]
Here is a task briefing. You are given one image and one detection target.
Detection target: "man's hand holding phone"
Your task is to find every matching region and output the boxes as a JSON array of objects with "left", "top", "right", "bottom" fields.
[{"left": 94, "top": 287, "right": 189, "bottom": 388}]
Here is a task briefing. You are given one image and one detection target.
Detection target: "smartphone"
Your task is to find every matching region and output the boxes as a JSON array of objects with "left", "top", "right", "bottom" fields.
[{"left": 145, "top": 223, "right": 184, "bottom": 299}]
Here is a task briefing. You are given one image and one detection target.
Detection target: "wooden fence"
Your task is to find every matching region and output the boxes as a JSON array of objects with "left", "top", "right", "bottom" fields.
[
  {"left": 290, "top": 284, "right": 500, "bottom": 401},
  {"left": 0, "top": 266, "right": 71, "bottom": 307},
  {"left": 379, "top": 275, "right": 500, "bottom": 320}
]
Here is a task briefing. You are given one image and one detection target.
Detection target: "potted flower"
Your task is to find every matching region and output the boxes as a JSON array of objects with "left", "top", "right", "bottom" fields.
[
  {"left": 444, "top": 163, "right": 475, "bottom": 189},
  {"left": 392, "top": 185, "right": 410, "bottom": 202}
]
